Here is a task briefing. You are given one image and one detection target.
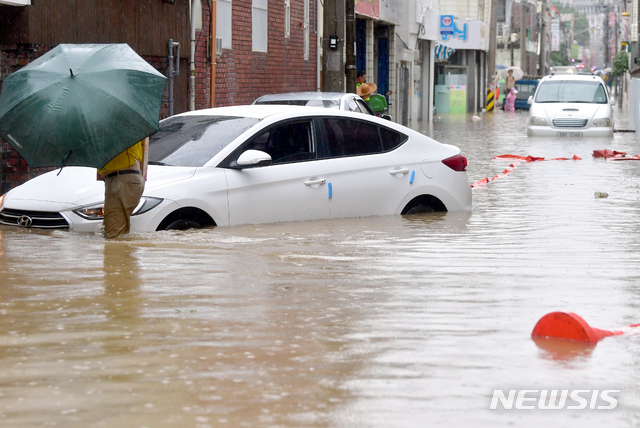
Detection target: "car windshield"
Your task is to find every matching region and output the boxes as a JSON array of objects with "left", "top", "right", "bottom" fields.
[
  {"left": 148, "top": 115, "right": 260, "bottom": 167},
  {"left": 256, "top": 99, "right": 341, "bottom": 109},
  {"left": 535, "top": 80, "right": 608, "bottom": 104}
]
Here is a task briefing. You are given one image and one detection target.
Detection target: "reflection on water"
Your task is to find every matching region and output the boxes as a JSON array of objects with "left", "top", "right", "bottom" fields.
[
  {"left": 1, "top": 110, "right": 640, "bottom": 427},
  {"left": 532, "top": 337, "right": 596, "bottom": 363}
]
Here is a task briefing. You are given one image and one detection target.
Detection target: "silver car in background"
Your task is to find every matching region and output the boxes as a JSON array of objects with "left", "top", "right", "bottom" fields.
[
  {"left": 253, "top": 92, "right": 375, "bottom": 115},
  {"left": 527, "top": 74, "right": 614, "bottom": 138}
]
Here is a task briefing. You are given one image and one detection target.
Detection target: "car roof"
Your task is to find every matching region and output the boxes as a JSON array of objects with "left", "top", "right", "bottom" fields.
[
  {"left": 540, "top": 74, "right": 605, "bottom": 84},
  {"left": 166, "top": 104, "right": 372, "bottom": 122},
  {"left": 253, "top": 92, "right": 356, "bottom": 103}
]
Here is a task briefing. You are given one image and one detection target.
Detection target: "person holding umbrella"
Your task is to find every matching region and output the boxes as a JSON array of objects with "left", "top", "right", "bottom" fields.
[
  {"left": 500, "top": 67, "right": 523, "bottom": 110},
  {"left": 505, "top": 69, "right": 516, "bottom": 94},
  {"left": 98, "top": 141, "right": 146, "bottom": 238},
  {"left": 0, "top": 43, "right": 167, "bottom": 238}
]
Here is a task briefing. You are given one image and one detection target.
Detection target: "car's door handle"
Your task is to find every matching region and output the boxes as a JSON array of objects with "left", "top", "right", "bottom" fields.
[
  {"left": 304, "top": 178, "right": 327, "bottom": 186},
  {"left": 389, "top": 168, "right": 410, "bottom": 175}
]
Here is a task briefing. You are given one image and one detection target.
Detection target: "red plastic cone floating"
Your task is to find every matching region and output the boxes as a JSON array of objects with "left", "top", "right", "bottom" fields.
[{"left": 530, "top": 312, "right": 640, "bottom": 344}]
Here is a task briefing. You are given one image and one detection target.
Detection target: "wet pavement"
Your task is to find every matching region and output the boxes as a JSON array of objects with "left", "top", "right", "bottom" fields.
[{"left": 1, "top": 105, "right": 640, "bottom": 427}]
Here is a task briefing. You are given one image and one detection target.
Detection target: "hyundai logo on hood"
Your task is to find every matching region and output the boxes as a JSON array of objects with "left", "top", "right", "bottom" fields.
[{"left": 17, "top": 215, "right": 33, "bottom": 227}]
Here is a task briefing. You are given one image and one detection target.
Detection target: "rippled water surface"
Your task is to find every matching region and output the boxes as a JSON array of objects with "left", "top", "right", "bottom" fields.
[{"left": 2, "top": 108, "right": 640, "bottom": 427}]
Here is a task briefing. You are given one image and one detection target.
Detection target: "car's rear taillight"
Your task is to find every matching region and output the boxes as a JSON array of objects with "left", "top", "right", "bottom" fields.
[{"left": 442, "top": 154, "right": 467, "bottom": 172}]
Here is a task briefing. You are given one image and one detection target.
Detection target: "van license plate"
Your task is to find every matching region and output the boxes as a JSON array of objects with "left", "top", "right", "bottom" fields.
[{"left": 557, "top": 132, "right": 583, "bottom": 137}]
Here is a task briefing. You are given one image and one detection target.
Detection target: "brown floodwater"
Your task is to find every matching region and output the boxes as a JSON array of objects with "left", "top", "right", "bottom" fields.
[{"left": 1, "top": 107, "right": 640, "bottom": 427}]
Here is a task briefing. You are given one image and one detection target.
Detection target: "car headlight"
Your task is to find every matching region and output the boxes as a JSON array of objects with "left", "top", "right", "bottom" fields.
[
  {"left": 132, "top": 197, "right": 164, "bottom": 216},
  {"left": 530, "top": 116, "right": 548, "bottom": 126},
  {"left": 73, "top": 197, "right": 164, "bottom": 220},
  {"left": 592, "top": 118, "right": 611, "bottom": 127},
  {"left": 74, "top": 203, "right": 105, "bottom": 220}
]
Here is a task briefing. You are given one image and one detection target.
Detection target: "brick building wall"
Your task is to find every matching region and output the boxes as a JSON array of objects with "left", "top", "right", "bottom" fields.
[
  {"left": 0, "top": 0, "right": 318, "bottom": 194},
  {"left": 0, "top": 45, "right": 172, "bottom": 194},
  {"left": 213, "top": 0, "right": 318, "bottom": 106},
  {"left": 0, "top": 44, "right": 57, "bottom": 193}
]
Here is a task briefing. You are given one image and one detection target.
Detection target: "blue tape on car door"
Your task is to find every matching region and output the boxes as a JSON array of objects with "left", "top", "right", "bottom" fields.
[
  {"left": 328, "top": 182, "right": 332, "bottom": 198},
  {"left": 409, "top": 170, "right": 415, "bottom": 184}
]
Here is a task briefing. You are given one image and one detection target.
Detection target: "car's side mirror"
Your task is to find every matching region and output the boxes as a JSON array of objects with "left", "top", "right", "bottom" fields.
[
  {"left": 380, "top": 114, "right": 392, "bottom": 121},
  {"left": 527, "top": 96, "right": 533, "bottom": 105},
  {"left": 232, "top": 150, "right": 272, "bottom": 169}
]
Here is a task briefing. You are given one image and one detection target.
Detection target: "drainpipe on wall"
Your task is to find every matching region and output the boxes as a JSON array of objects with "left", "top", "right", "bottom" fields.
[
  {"left": 317, "top": 0, "right": 322, "bottom": 91},
  {"left": 190, "top": 0, "right": 198, "bottom": 111},
  {"left": 210, "top": 0, "right": 217, "bottom": 108}
]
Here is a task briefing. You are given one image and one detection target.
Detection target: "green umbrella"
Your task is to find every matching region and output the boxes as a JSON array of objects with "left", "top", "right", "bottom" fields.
[{"left": 0, "top": 43, "right": 167, "bottom": 169}]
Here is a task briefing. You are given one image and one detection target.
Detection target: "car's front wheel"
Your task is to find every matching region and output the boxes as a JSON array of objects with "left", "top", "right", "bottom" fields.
[
  {"left": 156, "top": 207, "right": 216, "bottom": 231},
  {"left": 163, "top": 219, "right": 203, "bottom": 230}
]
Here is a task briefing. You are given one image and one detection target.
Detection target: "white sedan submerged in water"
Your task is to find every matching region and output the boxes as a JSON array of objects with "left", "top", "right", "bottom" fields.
[{"left": 0, "top": 105, "right": 472, "bottom": 232}]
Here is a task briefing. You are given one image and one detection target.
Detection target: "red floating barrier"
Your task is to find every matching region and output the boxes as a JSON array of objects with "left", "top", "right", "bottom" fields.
[
  {"left": 531, "top": 312, "right": 625, "bottom": 344},
  {"left": 474, "top": 154, "right": 581, "bottom": 189},
  {"left": 609, "top": 155, "right": 640, "bottom": 161},
  {"left": 593, "top": 149, "right": 627, "bottom": 158},
  {"left": 471, "top": 177, "right": 491, "bottom": 188}
]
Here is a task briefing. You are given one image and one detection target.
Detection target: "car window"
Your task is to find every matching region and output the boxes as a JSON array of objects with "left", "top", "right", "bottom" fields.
[
  {"left": 347, "top": 98, "right": 362, "bottom": 113},
  {"left": 254, "top": 98, "right": 341, "bottom": 109},
  {"left": 305, "top": 99, "right": 341, "bottom": 109},
  {"left": 148, "top": 116, "right": 260, "bottom": 167},
  {"left": 515, "top": 83, "right": 536, "bottom": 92},
  {"left": 356, "top": 99, "right": 374, "bottom": 115},
  {"left": 320, "top": 118, "right": 407, "bottom": 158},
  {"left": 221, "top": 120, "right": 316, "bottom": 167},
  {"left": 535, "top": 80, "right": 608, "bottom": 104}
]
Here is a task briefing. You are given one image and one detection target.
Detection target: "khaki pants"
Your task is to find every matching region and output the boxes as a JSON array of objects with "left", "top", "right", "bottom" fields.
[{"left": 103, "top": 173, "right": 145, "bottom": 238}]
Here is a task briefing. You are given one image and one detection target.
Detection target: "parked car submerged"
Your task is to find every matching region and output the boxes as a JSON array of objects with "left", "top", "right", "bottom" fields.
[
  {"left": 513, "top": 79, "right": 539, "bottom": 110},
  {"left": 254, "top": 91, "right": 374, "bottom": 114},
  {"left": 527, "top": 74, "right": 614, "bottom": 137},
  {"left": 0, "top": 105, "right": 472, "bottom": 233},
  {"left": 253, "top": 91, "right": 393, "bottom": 120}
]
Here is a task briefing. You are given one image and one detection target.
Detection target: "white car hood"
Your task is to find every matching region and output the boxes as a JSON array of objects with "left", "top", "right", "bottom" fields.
[
  {"left": 533, "top": 103, "right": 607, "bottom": 121},
  {"left": 4, "top": 165, "right": 197, "bottom": 211}
]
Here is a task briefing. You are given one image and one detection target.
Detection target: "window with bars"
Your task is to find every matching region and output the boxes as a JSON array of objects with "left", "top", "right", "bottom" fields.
[
  {"left": 217, "top": 0, "right": 232, "bottom": 49},
  {"left": 285, "top": 0, "right": 290, "bottom": 38},
  {"left": 252, "top": 0, "right": 268, "bottom": 52}
]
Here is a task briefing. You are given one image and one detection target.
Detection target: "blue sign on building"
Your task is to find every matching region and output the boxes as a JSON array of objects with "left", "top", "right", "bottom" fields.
[{"left": 440, "top": 15, "right": 455, "bottom": 36}]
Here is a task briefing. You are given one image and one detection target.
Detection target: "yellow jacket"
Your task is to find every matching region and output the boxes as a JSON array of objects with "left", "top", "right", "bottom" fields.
[{"left": 99, "top": 141, "right": 144, "bottom": 176}]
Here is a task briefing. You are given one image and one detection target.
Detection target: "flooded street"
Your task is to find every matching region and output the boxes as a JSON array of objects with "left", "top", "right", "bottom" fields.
[{"left": 2, "top": 107, "right": 640, "bottom": 427}]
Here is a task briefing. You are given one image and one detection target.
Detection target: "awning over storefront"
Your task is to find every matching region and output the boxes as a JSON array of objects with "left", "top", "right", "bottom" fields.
[
  {"left": 434, "top": 43, "right": 455, "bottom": 61},
  {"left": 0, "top": 0, "right": 30, "bottom": 5},
  {"left": 356, "top": 0, "right": 401, "bottom": 25}
]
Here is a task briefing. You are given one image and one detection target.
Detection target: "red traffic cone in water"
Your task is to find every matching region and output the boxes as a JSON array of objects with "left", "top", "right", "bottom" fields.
[{"left": 531, "top": 312, "right": 634, "bottom": 344}]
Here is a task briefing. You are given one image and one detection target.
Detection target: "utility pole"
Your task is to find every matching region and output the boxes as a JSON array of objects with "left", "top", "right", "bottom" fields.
[
  {"left": 322, "top": 0, "right": 346, "bottom": 92},
  {"left": 345, "top": 0, "right": 356, "bottom": 93},
  {"left": 520, "top": 1, "right": 527, "bottom": 73},
  {"left": 488, "top": 0, "right": 498, "bottom": 79},
  {"left": 538, "top": 0, "right": 546, "bottom": 76},
  {"left": 510, "top": 6, "right": 514, "bottom": 66},
  {"left": 603, "top": 6, "right": 609, "bottom": 68}
]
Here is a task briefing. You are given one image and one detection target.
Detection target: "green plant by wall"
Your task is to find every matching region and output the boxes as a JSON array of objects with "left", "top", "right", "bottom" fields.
[{"left": 612, "top": 51, "right": 629, "bottom": 78}]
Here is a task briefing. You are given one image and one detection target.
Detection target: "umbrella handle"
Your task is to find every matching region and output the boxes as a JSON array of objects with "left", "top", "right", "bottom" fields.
[{"left": 57, "top": 150, "right": 73, "bottom": 176}]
